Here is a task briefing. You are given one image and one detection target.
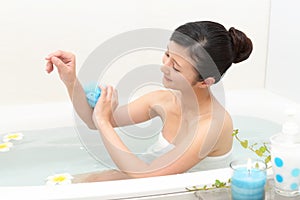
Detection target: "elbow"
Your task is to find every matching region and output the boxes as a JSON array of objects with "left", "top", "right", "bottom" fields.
[
  {"left": 86, "top": 118, "right": 116, "bottom": 130},
  {"left": 87, "top": 123, "right": 97, "bottom": 130}
]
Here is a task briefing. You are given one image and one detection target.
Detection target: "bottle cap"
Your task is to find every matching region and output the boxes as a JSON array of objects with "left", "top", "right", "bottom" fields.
[{"left": 282, "top": 108, "right": 299, "bottom": 136}]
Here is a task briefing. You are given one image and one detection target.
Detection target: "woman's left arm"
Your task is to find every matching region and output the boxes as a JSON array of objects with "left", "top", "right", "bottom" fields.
[
  {"left": 93, "top": 85, "right": 149, "bottom": 172},
  {"left": 93, "top": 85, "right": 207, "bottom": 178}
]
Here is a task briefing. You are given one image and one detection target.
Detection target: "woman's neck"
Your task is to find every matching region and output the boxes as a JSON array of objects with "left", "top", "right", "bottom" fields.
[{"left": 179, "top": 87, "right": 213, "bottom": 116}]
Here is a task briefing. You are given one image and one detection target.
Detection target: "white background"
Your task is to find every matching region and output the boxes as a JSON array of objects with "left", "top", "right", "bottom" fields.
[
  {"left": 0, "top": 0, "right": 285, "bottom": 106},
  {"left": 266, "top": 0, "right": 300, "bottom": 103}
]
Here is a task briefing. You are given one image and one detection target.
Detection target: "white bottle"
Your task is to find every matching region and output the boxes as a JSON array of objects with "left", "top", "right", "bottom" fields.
[{"left": 270, "top": 109, "right": 300, "bottom": 197}]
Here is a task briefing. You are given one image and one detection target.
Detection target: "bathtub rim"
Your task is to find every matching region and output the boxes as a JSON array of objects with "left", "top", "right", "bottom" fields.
[{"left": 0, "top": 168, "right": 233, "bottom": 200}]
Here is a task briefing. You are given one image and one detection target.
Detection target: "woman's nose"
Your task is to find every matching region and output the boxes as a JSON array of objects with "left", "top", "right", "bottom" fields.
[
  {"left": 161, "top": 55, "right": 173, "bottom": 74},
  {"left": 160, "top": 64, "right": 170, "bottom": 74}
]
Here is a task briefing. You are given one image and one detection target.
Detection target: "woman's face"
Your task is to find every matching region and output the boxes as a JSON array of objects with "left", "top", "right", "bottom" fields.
[{"left": 161, "top": 41, "right": 199, "bottom": 91}]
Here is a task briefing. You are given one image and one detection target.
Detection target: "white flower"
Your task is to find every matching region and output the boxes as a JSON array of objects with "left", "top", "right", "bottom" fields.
[
  {"left": 3, "top": 132, "right": 24, "bottom": 142},
  {"left": 46, "top": 173, "right": 74, "bottom": 186},
  {"left": 0, "top": 142, "right": 13, "bottom": 152}
]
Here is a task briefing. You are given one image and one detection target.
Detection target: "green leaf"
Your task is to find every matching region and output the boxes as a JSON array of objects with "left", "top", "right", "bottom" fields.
[
  {"left": 215, "top": 180, "right": 221, "bottom": 187},
  {"left": 255, "top": 149, "right": 263, "bottom": 157},
  {"left": 232, "top": 129, "right": 239, "bottom": 136},
  {"left": 259, "top": 146, "right": 266, "bottom": 153},
  {"left": 240, "top": 140, "right": 248, "bottom": 148},
  {"left": 214, "top": 180, "right": 226, "bottom": 188},
  {"left": 265, "top": 155, "right": 271, "bottom": 163}
]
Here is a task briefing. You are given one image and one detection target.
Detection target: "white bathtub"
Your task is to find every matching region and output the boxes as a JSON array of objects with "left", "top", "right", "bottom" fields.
[{"left": 0, "top": 89, "right": 299, "bottom": 200}]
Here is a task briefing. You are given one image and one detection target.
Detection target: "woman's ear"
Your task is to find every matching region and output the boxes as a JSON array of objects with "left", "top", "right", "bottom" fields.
[{"left": 198, "top": 77, "right": 215, "bottom": 88}]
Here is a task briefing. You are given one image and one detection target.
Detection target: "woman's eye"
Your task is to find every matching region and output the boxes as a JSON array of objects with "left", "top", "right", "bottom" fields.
[
  {"left": 173, "top": 67, "right": 180, "bottom": 72},
  {"left": 165, "top": 52, "right": 170, "bottom": 57}
]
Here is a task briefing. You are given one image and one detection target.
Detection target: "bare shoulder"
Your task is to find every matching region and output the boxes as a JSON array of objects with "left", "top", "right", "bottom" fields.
[
  {"left": 193, "top": 106, "right": 233, "bottom": 141},
  {"left": 142, "top": 89, "right": 177, "bottom": 104}
]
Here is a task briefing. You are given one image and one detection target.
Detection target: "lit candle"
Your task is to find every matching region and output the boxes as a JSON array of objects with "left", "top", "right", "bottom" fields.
[
  {"left": 230, "top": 159, "right": 267, "bottom": 200},
  {"left": 247, "top": 158, "right": 252, "bottom": 174}
]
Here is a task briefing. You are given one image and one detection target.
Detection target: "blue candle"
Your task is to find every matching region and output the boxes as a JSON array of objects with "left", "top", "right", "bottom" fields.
[{"left": 230, "top": 160, "right": 267, "bottom": 200}]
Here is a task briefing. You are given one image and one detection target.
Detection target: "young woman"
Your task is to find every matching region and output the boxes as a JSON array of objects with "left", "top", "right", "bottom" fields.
[{"left": 45, "top": 21, "right": 252, "bottom": 182}]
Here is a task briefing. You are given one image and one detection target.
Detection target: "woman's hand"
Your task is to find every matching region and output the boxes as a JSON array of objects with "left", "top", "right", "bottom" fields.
[
  {"left": 45, "top": 50, "right": 76, "bottom": 86},
  {"left": 93, "top": 85, "right": 119, "bottom": 128}
]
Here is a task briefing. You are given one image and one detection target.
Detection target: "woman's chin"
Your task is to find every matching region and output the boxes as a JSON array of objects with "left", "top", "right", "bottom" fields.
[
  {"left": 162, "top": 83, "right": 175, "bottom": 90},
  {"left": 162, "top": 80, "right": 171, "bottom": 88}
]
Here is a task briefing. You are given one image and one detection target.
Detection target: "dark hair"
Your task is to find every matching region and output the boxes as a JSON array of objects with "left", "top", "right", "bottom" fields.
[{"left": 170, "top": 21, "right": 253, "bottom": 83}]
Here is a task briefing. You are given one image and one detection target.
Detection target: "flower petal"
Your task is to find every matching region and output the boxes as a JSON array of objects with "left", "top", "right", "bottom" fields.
[
  {"left": 3, "top": 133, "right": 24, "bottom": 142},
  {"left": 0, "top": 142, "right": 13, "bottom": 152},
  {"left": 45, "top": 173, "right": 73, "bottom": 185}
]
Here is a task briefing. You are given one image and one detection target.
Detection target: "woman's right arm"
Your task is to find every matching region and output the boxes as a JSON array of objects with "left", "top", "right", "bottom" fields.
[
  {"left": 45, "top": 50, "right": 160, "bottom": 129},
  {"left": 45, "top": 50, "right": 96, "bottom": 129}
]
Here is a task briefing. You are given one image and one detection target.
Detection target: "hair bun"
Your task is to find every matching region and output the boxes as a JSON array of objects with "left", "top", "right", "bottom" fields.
[{"left": 229, "top": 27, "right": 253, "bottom": 63}]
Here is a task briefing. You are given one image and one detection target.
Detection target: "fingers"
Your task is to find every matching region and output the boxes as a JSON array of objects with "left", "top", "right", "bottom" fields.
[
  {"left": 45, "top": 60, "right": 54, "bottom": 73},
  {"left": 45, "top": 50, "right": 70, "bottom": 60},
  {"left": 98, "top": 85, "right": 107, "bottom": 106},
  {"left": 106, "top": 86, "right": 113, "bottom": 100},
  {"left": 45, "top": 50, "right": 72, "bottom": 73},
  {"left": 98, "top": 85, "right": 114, "bottom": 101},
  {"left": 50, "top": 56, "right": 67, "bottom": 73},
  {"left": 112, "top": 88, "right": 118, "bottom": 103}
]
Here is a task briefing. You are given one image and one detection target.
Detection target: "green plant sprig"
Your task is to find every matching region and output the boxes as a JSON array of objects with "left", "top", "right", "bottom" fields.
[
  {"left": 232, "top": 129, "right": 271, "bottom": 168},
  {"left": 186, "top": 179, "right": 231, "bottom": 191}
]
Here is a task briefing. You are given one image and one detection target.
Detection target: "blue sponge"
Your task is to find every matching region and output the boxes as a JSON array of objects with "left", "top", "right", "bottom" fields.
[{"left": 84, "top": 83, "right": 101, "bottom": 108}]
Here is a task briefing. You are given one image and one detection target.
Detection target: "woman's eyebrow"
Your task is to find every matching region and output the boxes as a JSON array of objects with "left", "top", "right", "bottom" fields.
[{"left": 166, "top": 46, "right": 183, "bottom": 69}]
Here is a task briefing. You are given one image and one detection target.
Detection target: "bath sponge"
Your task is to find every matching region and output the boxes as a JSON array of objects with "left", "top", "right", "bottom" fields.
[{"left": 84, "top": 83, "right": 101, "bottom": 108}]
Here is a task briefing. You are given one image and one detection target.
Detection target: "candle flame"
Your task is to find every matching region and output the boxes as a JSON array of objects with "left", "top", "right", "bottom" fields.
[{"left": 247, "top": 158, "right": 252, "bottom": 175}]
